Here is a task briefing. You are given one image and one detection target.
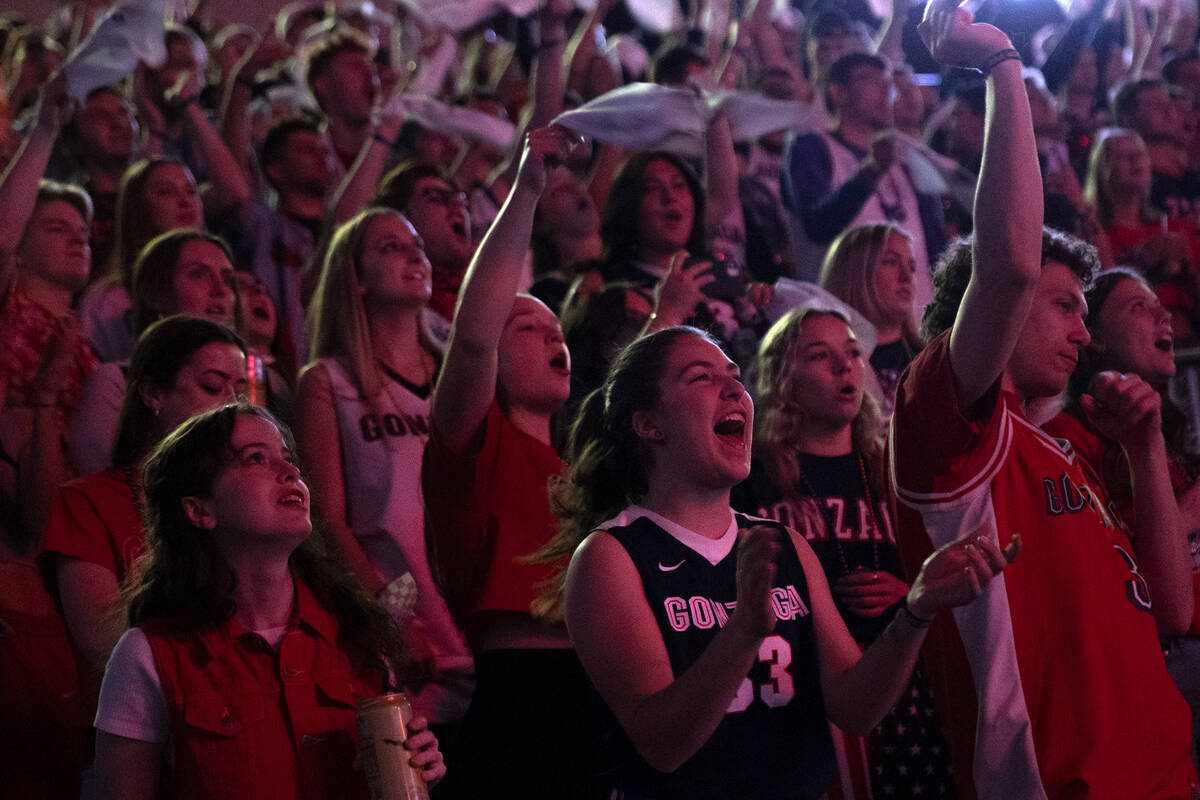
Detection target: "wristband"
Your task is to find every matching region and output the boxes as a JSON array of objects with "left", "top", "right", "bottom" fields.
[
  {"left": 980, "top": 48, "right": 1021, "bottom": 76},
  {"left": 899, "top": 599, "right": 933, "bottom": 629},
  {"left": 373, "top": 132, "right": 398, "bottom": 148},
  {"left": 538, "top": 38, "right": 565, "bottom": 50}
]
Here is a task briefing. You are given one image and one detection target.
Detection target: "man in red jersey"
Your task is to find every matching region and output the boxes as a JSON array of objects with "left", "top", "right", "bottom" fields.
[{"left": 889, "top": 2, "right": 1195, "bottom": 798}]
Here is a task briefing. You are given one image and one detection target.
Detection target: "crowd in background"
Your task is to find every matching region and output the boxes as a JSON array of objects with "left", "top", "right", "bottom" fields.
[{"left": 2, "top": 0, "right": 1200, "bottom": 797}]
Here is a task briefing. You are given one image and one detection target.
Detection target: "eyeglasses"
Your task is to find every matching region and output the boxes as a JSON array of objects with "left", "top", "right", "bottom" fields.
[{"left": 418, "top": 186, "right": 468, "bottom": 208}]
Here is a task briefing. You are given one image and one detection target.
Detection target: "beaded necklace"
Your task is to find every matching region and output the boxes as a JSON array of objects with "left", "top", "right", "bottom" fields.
[{"left": 794, "top": 451, "right": 881, "bottom": 577}]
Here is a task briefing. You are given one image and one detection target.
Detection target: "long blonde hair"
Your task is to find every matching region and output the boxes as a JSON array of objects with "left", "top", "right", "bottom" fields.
[
  {"left": 754, "top": 308, "right": 884, "bottom": 496},
  {"left": 819, "top": 223, "right": 921, "bottom": 351},
  {"left": 307, "top": 208, "right": 433, "bottom": 406},
  {"left": 1082, "top": 128, "right": 1160, "bottom": 229}
]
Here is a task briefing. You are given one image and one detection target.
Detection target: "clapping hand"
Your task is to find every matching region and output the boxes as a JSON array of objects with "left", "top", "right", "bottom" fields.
[{"left": 907, "top": 528, "right": 1021, "bottom": 622}]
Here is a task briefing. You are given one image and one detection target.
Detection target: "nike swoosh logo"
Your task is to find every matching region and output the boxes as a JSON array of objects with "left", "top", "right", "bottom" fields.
[{"left": 658, "top": 560, "right": 686, "bottom": 572}]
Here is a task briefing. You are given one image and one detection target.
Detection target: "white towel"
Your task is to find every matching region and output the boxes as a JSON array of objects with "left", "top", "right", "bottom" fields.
[{"left": 64, "top": 0, "right": 168, "bottom": 102}]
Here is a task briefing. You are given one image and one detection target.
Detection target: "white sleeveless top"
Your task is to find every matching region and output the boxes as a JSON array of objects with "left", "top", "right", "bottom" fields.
[
  {"left": 791, "top": 132, "right": 932, "bottom": 315},
  {"left": 322, "top": 357, "right": 473, "bottom": 722}
]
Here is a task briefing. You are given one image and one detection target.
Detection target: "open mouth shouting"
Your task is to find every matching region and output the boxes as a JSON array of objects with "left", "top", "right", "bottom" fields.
[{"left": 713, "top": 411, "right": 748, "bottom": 448}]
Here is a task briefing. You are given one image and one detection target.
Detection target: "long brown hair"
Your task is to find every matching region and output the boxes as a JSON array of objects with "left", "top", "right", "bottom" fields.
[
  {"left": 127, "top": 403, "right": 408, "bottom": 684},
  {"left": 532, "top": 327, "right": 715, "bottom": 621},
  {"left": 754, "top": 308, "right": 884, "bottom": 497},
  {"left": 111, "top": 316, "right": 246, "bottom": 470},
  {"left": 108, "top": 157, "right": 194, "bottom": 289}
]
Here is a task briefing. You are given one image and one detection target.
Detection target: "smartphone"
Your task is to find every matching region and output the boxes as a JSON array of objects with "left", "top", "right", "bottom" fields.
[{"left": 688, "top": 252, "right": 746, "bottom": 302}]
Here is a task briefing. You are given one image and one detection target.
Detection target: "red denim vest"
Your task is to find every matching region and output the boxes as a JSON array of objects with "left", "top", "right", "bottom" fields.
[{"left": 143, "top": 581, "right": 384, "bottom": 800}]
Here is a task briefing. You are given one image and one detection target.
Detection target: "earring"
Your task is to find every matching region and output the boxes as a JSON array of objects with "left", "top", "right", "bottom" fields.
[{"left": 653, "top": 430, "right": 665, "bottom": 441}]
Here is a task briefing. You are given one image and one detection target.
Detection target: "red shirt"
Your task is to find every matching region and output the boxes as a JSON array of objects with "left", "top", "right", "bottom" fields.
[
  {"left": 0, "top": 281, "right": 97, "bottom": 427},
  {"left": 0, "top": 558, "right": 90, "bottom": 799},
  {"left": 42, "top": 468, "right": 144, "bottom": 581},
  {"left": 143, "top": 581, "right": 384, "bottom": 800},
  {"left": 422, "top": 401, "right": 564, "bottom": 639},
  {"left": 889, "top": 333, "right": 1193, "bottom": 800},
  {"left": 1044, "top": 410, "right": 1200, "bottom": 636},
  {"left": 1104, "top": 217, "right": 1200, "bottom": 268}
]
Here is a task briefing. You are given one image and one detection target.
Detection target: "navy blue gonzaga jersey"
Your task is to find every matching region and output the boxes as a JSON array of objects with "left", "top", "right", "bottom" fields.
[{"left": 598, "top": 507, "right": 834, "bottom": 800}]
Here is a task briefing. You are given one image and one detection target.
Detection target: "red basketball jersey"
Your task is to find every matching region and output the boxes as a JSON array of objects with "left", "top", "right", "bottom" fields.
[{"left": 889, "top": 334, "right": 1193, "bottom": 800}]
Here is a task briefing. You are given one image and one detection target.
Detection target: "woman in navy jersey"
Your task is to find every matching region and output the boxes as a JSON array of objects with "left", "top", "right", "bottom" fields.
[
  {"left": 535, "top": 326, "right": 1017, "bottom": 799},
  {"left": 735, "top": 304, "right": 954, "bottom": 798}
]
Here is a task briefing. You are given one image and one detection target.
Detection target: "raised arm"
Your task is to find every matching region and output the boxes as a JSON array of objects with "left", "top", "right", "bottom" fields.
[
  {"left": 220, "top": 36, "right": 288, "bottom": 179},
  {"left": 431, "top": 127, "right": 568, "bottom": 453},
  {"left": 742, "top": 0, "right": 812, "bottom": 102},
  {"left": 920, "top": 1, "right": 1043, "bottom": 408},
  {"left": 873, "top": 0, "right": 913, "bottom": 65},
  {"left": 328, "top": 99, "right": 405, "bottom": 225},
  {"left": 0, "top": 74, "right": 70, "bottom": 269},
  {"left": 704, "top": 109, "right": 743, "bottom": 243},
  {"left": 488, "top": 0, "right": 572, "bottom": 194},
  {"left": 176, "top": 76, "right": 252, "bottom": 218}
]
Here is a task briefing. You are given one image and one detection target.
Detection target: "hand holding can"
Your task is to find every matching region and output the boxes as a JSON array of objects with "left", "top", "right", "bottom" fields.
[{"left": 358, "top": 693, "right": 431, "bottom": 800}]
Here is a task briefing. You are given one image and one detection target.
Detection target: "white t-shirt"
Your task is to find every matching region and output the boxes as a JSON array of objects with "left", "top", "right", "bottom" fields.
[{"left": 95, "top": 624, "right": 290, "bottom": 744}]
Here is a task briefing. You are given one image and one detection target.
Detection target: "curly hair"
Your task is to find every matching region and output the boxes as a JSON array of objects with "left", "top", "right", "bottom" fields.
[
  {"left": 531, "top": 327, "right": 715, "bottom": 621},
  {"left": 127, "top": 403, "right": 409, "bottom": 685},
  {"left": 922, "top": 228, "right": 1100, "bottom": 341},
  {"left": 754, "top": 308, "right": 884, "bottom": 498}
]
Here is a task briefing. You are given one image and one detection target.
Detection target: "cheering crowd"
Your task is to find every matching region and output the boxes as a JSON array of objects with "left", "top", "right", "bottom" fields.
[{"left": 3, "top": 0, "right": 1200, "bottom": 797}]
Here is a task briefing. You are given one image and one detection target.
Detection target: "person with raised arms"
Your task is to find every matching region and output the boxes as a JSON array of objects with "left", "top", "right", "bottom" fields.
[{"left": 890, "top": 2, "right": 1195, "bottom": 796}]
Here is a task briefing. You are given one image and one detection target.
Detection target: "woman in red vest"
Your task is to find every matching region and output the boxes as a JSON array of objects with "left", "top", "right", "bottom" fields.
[{"left": 92, "top": 403, "right": 445, "bottom": 799}]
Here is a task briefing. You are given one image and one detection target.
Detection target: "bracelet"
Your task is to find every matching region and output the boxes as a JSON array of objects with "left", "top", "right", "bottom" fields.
[
  {"left": 373, "top": 132, "right": 398, "bottom": 148},
  {"left": 980, "top": 48, "right": 1022, "bottom": 76},
  {"left": 898, "top": 601, "right": 933, "bottom": 629},
  {"left": 24, "top": 400, "right": 56, "bottom": 408},
  {"left": 538, "top": 38, "right": 565, "bottom": 49}
]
